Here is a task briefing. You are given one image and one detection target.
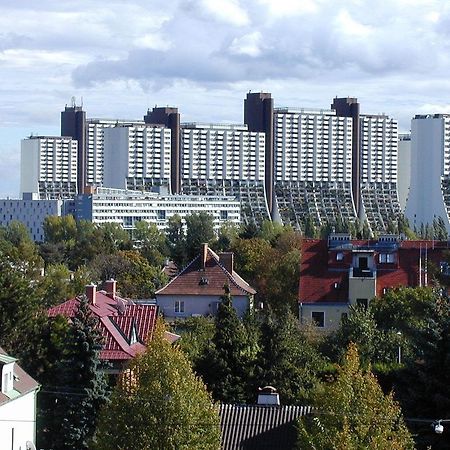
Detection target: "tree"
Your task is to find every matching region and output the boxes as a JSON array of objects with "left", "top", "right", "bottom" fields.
[
  {"left": 98, "top": 222, "right": 132, "bottom": 254},
  {"left": 256, "top": 306, "right": 325, "bottom": 404},
  {"left": 40, "top": 295, "right": 109, "bottom": 450},
  {"left": 196, "top": 286, "right": 254, "bottom": 403},
  {"left": 93, "top": 320, "right": 220, "bottom": 450},
  {"left": 133, "top": 220, "right": 168, "bottom": 266},
  {"left": 166, "top": 213, "right": 187, "bottom": 269},
  {"left": 297, "top": 343, "right": 414, "bottom": 450},
  {"left": 185, "top": 212, "right": 216, "bottom": 262}
]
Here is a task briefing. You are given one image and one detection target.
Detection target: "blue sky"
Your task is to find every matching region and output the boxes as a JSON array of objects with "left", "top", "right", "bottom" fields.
[{"left": 1, "top": 0, "right": 450, "bottom": 196}]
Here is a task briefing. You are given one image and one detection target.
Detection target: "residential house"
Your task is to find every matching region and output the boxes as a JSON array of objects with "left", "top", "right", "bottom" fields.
[
  {"left": 156, "top": 243, "right": 256, "bottom": 319},
  {"left": 48, "top": 280, "right": 158, "bottom": 373},
  {"left": 0, "top": 347, "right": 40, "bottom": 450},
  {"left": 220, "top": 387, "right": 312, "bottom": 450},
  {"left": 299, "top": 233, "right": 450, "bottom": 330}
]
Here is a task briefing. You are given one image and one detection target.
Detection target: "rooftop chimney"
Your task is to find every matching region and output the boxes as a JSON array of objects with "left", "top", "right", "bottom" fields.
[
  {"left": 85, "top": 284, "right": 97, "bottom": 305},
  {"left": 220, "top": 252, "right": 234, "bottom": 274},
  {"left": 201, "top": 243, "right": 208, "bottom": 270},
  {"left": 257, "top": 386, "right": 280, "bottom": 406},
  {"left": 104, "top": 279, "right": 117, "bottom": 299}
]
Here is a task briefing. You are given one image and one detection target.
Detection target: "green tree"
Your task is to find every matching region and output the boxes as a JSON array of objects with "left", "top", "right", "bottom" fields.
[
  {"left": 93, "top": 320, "right": 220, "bottom": 450},
  {"left": 185, "top": 212, "right": 216, "bottom": 262},
  {"left": 42, "top": 295, "right": 109, "bottom": 450},
  {"left": 166, "top": 213, "right": 187, "bottom": 269},
  {"left": 133, "top": 220, "right": 168, "bottom": 266},
  {"left": 297, "top": 343, "right": 414, "bottom": 450},
  {"left": 43, "top": 215, "right": 77, "bottom": 244},
  {"left": 256, "top": 307, "right": 325, "bottom": 404},
  {"left": 196, "top": 286, "right": 253, "bottom": 403},
  {"left": 98, "top": 222, "right": 132, "bottom": 254},
  {"left": 38, "top": 263, "right": 76, "bottom": 307}
]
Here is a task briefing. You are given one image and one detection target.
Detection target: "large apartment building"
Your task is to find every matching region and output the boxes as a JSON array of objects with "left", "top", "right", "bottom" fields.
[
  {"left": 406, "top": 114, "right": 450, "bottom": 232},
  {"left": 20, "top": 136, "right": 78, "bottom": 199},
  {"left": 180, "top": 123, "right": 269, "bottom": 224}
]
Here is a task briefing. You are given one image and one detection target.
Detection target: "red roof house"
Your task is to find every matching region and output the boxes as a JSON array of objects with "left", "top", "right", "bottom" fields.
[
  {"left": 299, "top": 234, "right": 450, "bottom": 330},
  {"left": 48, "top": 280, "right": 158, "bottom": 371},
  {"left": 156, "top": 243, "right": 256, "bottom": 319}
]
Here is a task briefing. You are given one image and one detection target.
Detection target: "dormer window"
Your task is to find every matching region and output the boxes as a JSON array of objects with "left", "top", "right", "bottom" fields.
[
  {"left": 379, "top": 253, "right": 395, "bottom": 264},
  {"left": 199, "top": 277, "right": 209, "bottom": 286}
]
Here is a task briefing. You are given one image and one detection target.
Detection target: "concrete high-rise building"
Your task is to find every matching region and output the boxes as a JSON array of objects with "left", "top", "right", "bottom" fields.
[
  {"left": 397, "top": 133, "right": 411, "bottom": 211},
  {"left": 144, "top": 106, "right": 181, "bottom": 193},
  {"left": 20, "top": 136, "right": 78, "bottom": 199},
  {"left": 273, "top": 107, "right": 356, "bottom": 229},
  {"left": 103, "top": 124, "right": 172, "bottom": 193},
  {"left": 61, "top": 101, "right": 86, "bottom": 193},
  {"left": 406, "top": 114, "right": 450, "bottom": 232},
  {"left": 180, "top": 122, "right": 269, "bottom": 224},
  {"left": 244, "top": 92, "right": 274, "bottom": 215}
]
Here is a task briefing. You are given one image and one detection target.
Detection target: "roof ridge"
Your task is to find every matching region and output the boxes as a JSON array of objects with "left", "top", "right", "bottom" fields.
[
  {"left": 155, "top": 255, "right": 200, "bottom": 295},
  {"left": 215, "top": 258, "right": 256, "bottom": 295}
]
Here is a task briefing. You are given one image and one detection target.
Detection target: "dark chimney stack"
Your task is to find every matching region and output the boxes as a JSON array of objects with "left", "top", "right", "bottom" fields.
[
  {"left": 201, "top": 243, "right": 208, "bottom": 270},
  {"left": 85, "top": 284, "right": 97, "bottom": 305},
  {"left": 220, "top": 252, "right": 234, "bottom": 274}
]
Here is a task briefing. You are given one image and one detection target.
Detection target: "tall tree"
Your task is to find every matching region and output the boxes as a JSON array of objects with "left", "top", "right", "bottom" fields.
[
  {"left": 41, "top": 295, "right": 109, "bottom": 450},
  {"left": 133, "top": 220, "right": 168, "bottom": 266},
  {"left": 93, "top": 320, "right": 220, "bottom": 450},
  {"left": 196, "top": 286, "right": 253, "bottom": 403},
  {"left": 297, "top": 343, "right": 414, "bottom": 450},
  {"left": 165, "top": 213, "right": 187, "bottom": 269},
  {"left": 185, "top": 212, "right": 216, "bottom": 262}
]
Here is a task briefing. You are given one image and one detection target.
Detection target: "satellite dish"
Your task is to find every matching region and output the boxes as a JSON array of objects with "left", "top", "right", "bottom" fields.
[{"left": 26, "top": 441, "right": 37, "bottom": 450}]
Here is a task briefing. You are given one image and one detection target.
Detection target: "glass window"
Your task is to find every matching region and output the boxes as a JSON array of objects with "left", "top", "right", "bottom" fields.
[
  {"left": 175, "top": 300, "right": 185, "bottom": 313},
  {"left": 311, "top": 311, "right": 325, "bottom": 328}
]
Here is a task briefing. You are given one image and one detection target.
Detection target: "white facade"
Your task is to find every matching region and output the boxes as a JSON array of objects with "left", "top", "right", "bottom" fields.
[
  {"left": 360, "top": 115, "right": 398, "bottom": 184},
  {"left": 0, "top": 197, "right": 68, "bottom": 241},
  {"left": 86, "top": 118, "right": 145, "bottom": 186},
  {"left": 181, "top": 123, "right": 265, "bottom": 181},
  {"left": 274, "top": 108, "right": 353, "bottom": 183},
  {"left": 273, "top": 108, "right": 356, "bottom": 229},
  {"left": 397, "top": 133, "right": 411, "bottom": 211},
  {"left": 103, "top": 125, "right": 172, "bottom": 192},
  {"left": 21, "top": 136, "right": 78, "bottom": 199},
  {"left": 406, "top": 114, "right": 450, "bottom": 232},
  {"left": 76, "top": 187, "right": 241, "bottom": 232}
]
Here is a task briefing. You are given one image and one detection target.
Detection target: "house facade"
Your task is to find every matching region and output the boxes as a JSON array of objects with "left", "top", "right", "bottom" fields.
[
  {"left": 0, "top": 348, "right": 40, "bottom": 450},
  {"left": 299, "top": 233, "right": 449, "bottom": 330},
  {"left": 156, "top": 243, "right": 256, "bottom": 319}
]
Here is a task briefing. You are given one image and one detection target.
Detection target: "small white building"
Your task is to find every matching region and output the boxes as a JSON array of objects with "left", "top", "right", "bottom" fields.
[{"left": 0, "top": 347, "right": 40, "bottom": 450}]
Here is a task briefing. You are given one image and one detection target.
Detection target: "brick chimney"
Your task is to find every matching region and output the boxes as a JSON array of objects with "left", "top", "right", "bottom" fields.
[
  {"left": 85, "top": 284, "right": 97, "bottom": 305},
  {"left": 201, "top": 243, "right": 208, "bottom": 270},
  {"left": 220, "top": 252, "right": 234, "bottom": 274},
  {"left": 104, "top": 279, "right": 117, "bottom": 299}
]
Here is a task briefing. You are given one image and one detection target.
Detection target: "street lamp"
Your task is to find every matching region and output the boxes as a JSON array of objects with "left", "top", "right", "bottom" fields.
[{"left": 397, "top": 331, "right": 402, "bottom": 364}]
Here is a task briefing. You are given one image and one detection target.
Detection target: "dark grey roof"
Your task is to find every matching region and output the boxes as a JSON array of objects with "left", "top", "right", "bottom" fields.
[{"left": 220, "top": 404, "right": 312, "bottom": 450}]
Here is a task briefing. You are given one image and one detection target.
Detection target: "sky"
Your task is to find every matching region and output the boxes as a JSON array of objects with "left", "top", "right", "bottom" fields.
[{"left": 1, "top": 0, "right": 450, "bottom": 197}]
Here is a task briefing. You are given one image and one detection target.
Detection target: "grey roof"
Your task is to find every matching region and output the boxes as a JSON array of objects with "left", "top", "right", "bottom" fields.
[{"left": 220, "top": 404, "right": 312, "bottom": 450}]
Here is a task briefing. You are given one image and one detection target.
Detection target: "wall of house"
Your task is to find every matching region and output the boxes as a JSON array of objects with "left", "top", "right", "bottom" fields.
[
  {"left": 157, "top": 294, "right": 249, "bottom": 319},
  {"left": 300, "top": 303, "right": 349, "bottom": 330},
  {"left": 348, "top": 275, "right": 377, "bottom": 305},
  {"left": 0, "top": 390, "right": 38, "bottom": 450}
]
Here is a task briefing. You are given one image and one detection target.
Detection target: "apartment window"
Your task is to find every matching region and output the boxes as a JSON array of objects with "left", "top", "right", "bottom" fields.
[
  {"left": 175, "top": 300, "right": 185, "bottom": 313},
  {"left": 311, "top": 311, "right": 325, "bottom": 328},
  {"left": 220, "top": 210, "right": 228, "bottom": 220},
  {"left": 379, "top": 253, "right": 395, "bottom": 264}
]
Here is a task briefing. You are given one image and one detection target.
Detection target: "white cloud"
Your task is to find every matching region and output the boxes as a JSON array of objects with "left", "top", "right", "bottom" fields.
[
  {"left": 198, "top": 0, "right": 249, "bottom": 26},
  {"left": 133, "top": 34, "right": 172, "bottom": 51},
  {"left": 229, "top": 32, "right": 263, "bottom": 57},
  {"left": 257, "top": 0, "right": 319, "bottom": 18}
]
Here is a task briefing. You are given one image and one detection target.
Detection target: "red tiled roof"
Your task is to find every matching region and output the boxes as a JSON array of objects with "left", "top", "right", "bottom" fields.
[
  {"left": 156, "top": 247, "right": 256, "bottom": 297},
  {"left": 48, "top": 291, "right": 157, "bottom": 362},
  {"left": 299, "top": 239, "right": 448, "bottom": 304},
  {"left": 0, "top": 347, "right": 39, "bottom": 406}
]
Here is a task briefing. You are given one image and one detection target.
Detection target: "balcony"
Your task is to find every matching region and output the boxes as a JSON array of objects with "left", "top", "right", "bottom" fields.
[{"left": 350, "top": 267, "right": 375, "bottom": 278}]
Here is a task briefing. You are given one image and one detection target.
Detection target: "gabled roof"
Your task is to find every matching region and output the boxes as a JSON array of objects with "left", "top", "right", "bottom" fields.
[
  {"left": 299, "top": 238, "right": 449, "bottom": 304},
  {"left": 48, "top": 290, "right": 157, "bottom": 361},
  {"left": 220, "top": 404, "right": 312, "bottom": 450},
  {"left": 156, "top": 246, "right": 256, "bottom": 297},
  {"left": 0, "top": 347, "right": 39, "bottom": 407}
]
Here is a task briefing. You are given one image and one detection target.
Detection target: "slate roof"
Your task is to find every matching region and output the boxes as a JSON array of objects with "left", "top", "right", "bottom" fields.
[
  {"left": 220, "top": 404, "right": 312, "bottom": 450},
  {"left": 299, "top": 238, "right": 450, "bottom": 304},
  {"left": 0, "top": 347, "right": 39, "bottom": 407},
  {"left": 156, "top": 246, "right": 256, "bottom": 297},
  {"left": 48, "top": 290, "right": 157, "bottom": 361}
]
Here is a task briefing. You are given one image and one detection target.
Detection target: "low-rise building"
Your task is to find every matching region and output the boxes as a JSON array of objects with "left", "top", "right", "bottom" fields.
[
  {"left": 299, "top": 233, "right": 449, "bottom": 330},
  {"left": 48, "top": 280, "right": 158, "bottom": 373},
  {"left": 0, "top": 347, "right": 40, "bottom": 450},
  {"left": 156, "top": 243, "right": 256, "bottom": 319}
]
